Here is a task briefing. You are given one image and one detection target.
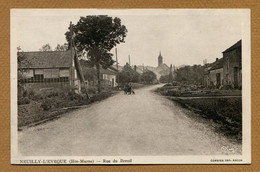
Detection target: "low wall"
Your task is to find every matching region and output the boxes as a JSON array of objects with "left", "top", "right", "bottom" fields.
[{"left": 23, "top": 82, "right": 70, "bottom": 93}]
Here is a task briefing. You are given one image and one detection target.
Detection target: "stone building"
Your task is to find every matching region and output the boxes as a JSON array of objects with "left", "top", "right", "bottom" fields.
[
  {"left": 208, "top": 58, "right": 224, "bottom": 88},
  {"left": 222, "top": 40, "right": 242, "bottom": 89},
  {"left": 203, "top": 58, "right": 223, "bottom": 88}
]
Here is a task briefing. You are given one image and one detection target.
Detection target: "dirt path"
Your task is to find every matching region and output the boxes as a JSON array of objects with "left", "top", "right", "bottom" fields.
[{"left": 18, "top": 85, "right": 241, "bottom": 156}]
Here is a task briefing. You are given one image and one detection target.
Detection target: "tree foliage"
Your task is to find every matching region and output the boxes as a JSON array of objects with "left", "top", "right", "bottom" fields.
[
  {"left": 39, "top": 43, "right": 52, "bottom": 51},
  {"left": 80, "top": 60, "right": 97, "bottom": 82},
  {"left": 17, "top": 47, "right": 31, "bottom": 97},
  {"left": 55, "top": 43, "right": 68, "bottom": 51},
  {"left": 141, "top": 70, "right": 157, "bottom": 84},
  {"left": 117, "top": 63, "right": 140, "bottom": 85},
  {"left": 159, "top": 75, "right": 169, "bottom": 83},
  {"left": 65, "top": 15, "right": 127, "bottom": 92},
  {"left": 175, "top": 65, "right": 205, "bottom": 85}
]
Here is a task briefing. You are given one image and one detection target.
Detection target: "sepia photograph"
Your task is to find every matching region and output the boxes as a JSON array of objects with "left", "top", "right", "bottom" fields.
[{"left": 10, "top": 9, "right": 251, "bottom": 164}]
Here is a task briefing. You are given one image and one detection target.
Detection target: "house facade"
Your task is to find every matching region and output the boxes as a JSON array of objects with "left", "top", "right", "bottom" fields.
[
  {"left": 203, "top": 58, "right": 223, "bottom": 88},
  {"left": 100, "top": 67, "right": 118, "bottom": 87},
  {"left": 82, "top": 65, "right": 118, "bottom": 88},
  {"left": 222, "top": 40, "right": 242, "bottom": 89},
  {"left": 208, "top": 58, "right": 224, "bottom": 88},
  {"left": 19, "top": 50, "right": 84, "bottom": 94}
]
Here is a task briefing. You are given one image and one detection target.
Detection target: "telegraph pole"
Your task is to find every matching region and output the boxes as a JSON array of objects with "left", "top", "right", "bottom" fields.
[
  {"left": 128, "top": 55, "right": 131, "bottom": 66},
  {"left": 115, "top": 48, "right": 120, "bottom": 88},
  {"left": 115, "top": 48, "right": 118, "bottom": 70},
  {"left": 70, "top": 21, "right": 89, "bottom": 100}
]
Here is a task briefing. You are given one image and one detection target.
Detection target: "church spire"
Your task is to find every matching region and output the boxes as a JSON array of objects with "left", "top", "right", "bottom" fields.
[{"left": 158, "top": 51, "right": 163, "bottom": 67}]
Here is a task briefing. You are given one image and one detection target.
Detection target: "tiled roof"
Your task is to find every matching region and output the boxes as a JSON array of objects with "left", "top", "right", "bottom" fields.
[
  {"left": 100, "top": 67, "right": 117, "bottom": 75},
  {"left": 209, "top": 58, "right": 224, "bottom": 71},
  {"left": 19, "top": 51, "right": 72, "bottom": 68},
  {"left": 222, "top": 40, "right": 241, "bottom": 53},
  {"left": 80, "top": 59, "right": 118, "bottom": 75}
]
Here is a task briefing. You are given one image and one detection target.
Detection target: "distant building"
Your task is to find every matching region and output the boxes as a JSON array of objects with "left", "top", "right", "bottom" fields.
[
  {"left": 80, "top": 60, "right": 118, "bottom": 88},
  {"left": 222, "top": 40, "right": 242, "bottom": 89},
  {"left": 100, "top": 67, "right": 118, "bottom": 87},
  {"left": 18, "top": 50, "right": 84, "bottom": 94}
]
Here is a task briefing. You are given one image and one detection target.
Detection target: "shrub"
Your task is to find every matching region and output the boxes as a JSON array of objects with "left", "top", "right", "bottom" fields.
[
  {"left": 167, "top": 90, "right": 181, "bottom": 96},
  {"left": 22, "top": 90, "right": 28, "bottom": 98},
  {"left": 18, "top": 97, "right": 30, "bottom": 105},
  {"left": 47, "top": 91, "right": 59, "bottom": 98},
  {"left": 87, "top": 86, "right": 97, "bottom": 94},
  {"left": 40, "top": 99, "right": 53, "bottom": 111},
  {"left": 28, "top": 90, "right": 35, "bottom": 99}
]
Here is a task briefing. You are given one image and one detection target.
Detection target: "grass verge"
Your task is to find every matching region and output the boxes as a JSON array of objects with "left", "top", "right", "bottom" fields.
[
  {"left": 18, "top": 90, "right": 115, "bottom": 130},
  {"left": 155, "top": 85, "right": 242, "bottom": 143}
]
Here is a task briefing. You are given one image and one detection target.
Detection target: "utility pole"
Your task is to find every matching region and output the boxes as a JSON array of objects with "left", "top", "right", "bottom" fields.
[
  {"left": 115, "top": 48, "right": 119, "bottom": 88},
  {"left": 115, "top": 48, "right": 118, "bottom": 70},
  {"left": 70, "top": 21, "right": 90, "bottom": 100},
  {"left": 128, "top": 55, "right": 131, "bottom": 66}
]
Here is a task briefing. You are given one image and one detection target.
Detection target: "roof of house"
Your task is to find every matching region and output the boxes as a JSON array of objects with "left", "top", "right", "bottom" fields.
[
  {"left": 209, "top": 58, "right": 224, "bottom": 71},
  {"left": 80, "top": 59, "right": 118, "bottom": 75},
  {"left": 19, "top": 51, "right": 72, "bottom": 68},
  {"left": 100, "top": 67, "right": 117, "bottom": 75},
  {"left": 222, "top": 40, "right": 241, "bottom": 53}
]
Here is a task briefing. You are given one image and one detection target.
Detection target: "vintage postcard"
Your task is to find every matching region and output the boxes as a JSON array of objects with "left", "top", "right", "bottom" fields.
[{"left": 11, "top": 9, "right": 251, "bottom": 164}]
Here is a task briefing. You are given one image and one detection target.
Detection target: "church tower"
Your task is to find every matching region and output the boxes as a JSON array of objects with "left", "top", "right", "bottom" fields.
[{"left": 158, "top": 51, "right": 163, "bottom": 67}]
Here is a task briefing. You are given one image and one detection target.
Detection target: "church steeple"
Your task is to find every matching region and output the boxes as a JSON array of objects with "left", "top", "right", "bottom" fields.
[{"left": 158, "top": 51, "right": 163, "bottom": 67}]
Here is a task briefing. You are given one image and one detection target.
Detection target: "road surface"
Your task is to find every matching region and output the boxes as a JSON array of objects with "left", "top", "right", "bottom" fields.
[{"left": 19, "top": 85, "right": 241, "bottom": 156}]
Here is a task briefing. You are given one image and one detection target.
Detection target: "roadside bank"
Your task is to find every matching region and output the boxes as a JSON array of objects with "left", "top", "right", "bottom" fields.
[{"left": 155, "top": 84, "right": 242, "bottom": 143}]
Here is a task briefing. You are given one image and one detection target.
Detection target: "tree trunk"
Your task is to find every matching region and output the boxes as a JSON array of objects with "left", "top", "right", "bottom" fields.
[{"left": 96, "top": 63, "right": 101, "bottom": 93}]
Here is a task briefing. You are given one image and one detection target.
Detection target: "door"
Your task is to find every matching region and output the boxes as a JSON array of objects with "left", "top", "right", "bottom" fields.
[
  {"left": 233, "top": 67, "right": 238, "bottom": 89},
  {"left": 216, "top": 73, "right": 221, "bottom": 88},
  {"left": 112, "top": 78, "right": 115, "bottom": 87}
]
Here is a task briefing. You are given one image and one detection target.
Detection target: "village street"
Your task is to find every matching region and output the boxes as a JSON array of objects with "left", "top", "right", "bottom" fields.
[{"left": 18, "top": 85, "right": 241, "bottom": 156}]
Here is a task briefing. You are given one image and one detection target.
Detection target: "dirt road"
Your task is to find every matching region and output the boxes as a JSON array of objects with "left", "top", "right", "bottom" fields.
[{"left": 18, "top": 85, "right": 241, "bottom": 156}]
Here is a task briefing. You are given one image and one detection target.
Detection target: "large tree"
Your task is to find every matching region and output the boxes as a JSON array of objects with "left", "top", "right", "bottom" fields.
[
  {"left": 117, "top": 63, "right": 140, "bottom": 85},
  {"left": 141, "top": 70, "right": 157, "bottom": 84},
  {"left": 65, "top": 15, "right": 127, "bottom": 92},
  {"left": 175, "top": 65, "right": 205, "bottom": 85}
]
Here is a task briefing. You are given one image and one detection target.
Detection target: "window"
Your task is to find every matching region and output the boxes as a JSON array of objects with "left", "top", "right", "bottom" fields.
[
  {"left": 34, "top": 74, "right": 44, "bottom": 82},
  {"left": 60, "top": 77, "right": 69, "bottom": 82},
  {"left": 34, "top": 69, "right": 44, "bottom": 82},
  {"left": 60, "top": 69, "right": 69, "bottom": 82}
]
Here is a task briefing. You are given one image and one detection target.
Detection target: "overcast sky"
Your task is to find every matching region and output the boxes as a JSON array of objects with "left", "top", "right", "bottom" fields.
[{"left": 11, "top": 9, "right": 246, "bottom": 67}]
